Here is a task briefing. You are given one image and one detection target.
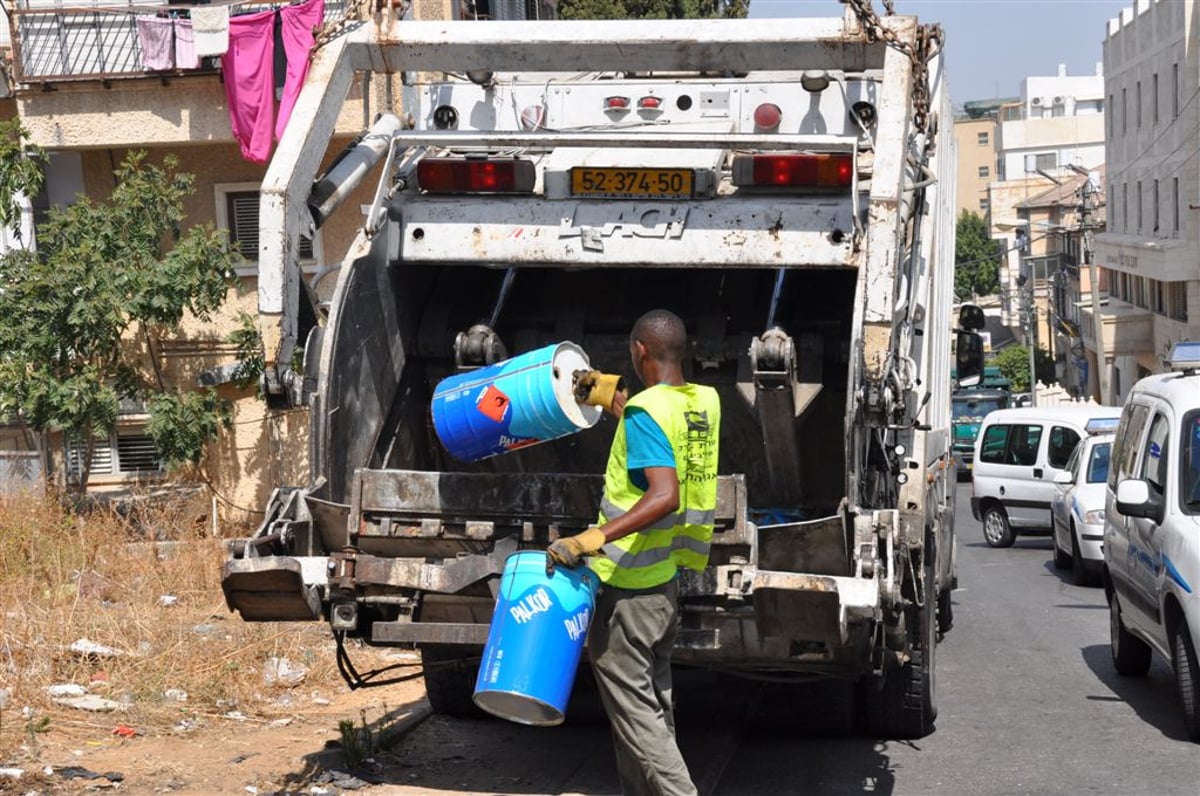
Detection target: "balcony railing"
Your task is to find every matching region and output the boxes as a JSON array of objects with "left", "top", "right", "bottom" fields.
[{"left": 8, "top": 0, "right": 346, "bottom": 84}]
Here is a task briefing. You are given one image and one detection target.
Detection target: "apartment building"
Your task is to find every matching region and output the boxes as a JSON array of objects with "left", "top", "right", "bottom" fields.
[
  {"left": 1097, "top": 0, "right": 1198, "bottom": 405},
  {"left": 988, "top": 65, "right": 1106, "bottom": 331},
  {"left": 953, "top": 116, "right": 998, "bottom": 218},
  {"left": 1, "top": 0, "right": 549, "bottom": 521}
]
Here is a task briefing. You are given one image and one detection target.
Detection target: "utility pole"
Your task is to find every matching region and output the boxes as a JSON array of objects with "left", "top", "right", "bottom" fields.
[{"left": 1079, "top": 175, "right": 1107, "bottom": 404}]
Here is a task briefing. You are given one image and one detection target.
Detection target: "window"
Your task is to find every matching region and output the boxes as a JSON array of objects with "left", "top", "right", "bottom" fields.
[
  {"left": 1174, "top": 177, "right": 1181, "bottom": 235},
  {"left": 980, "top": 423, "right": 1043, "bottom": 466},
  {"left": 1136, "top": 80, "right": 1142, "bottom": 128},
  {"left": 1122, "top": 87, "right": 1127, "bottom": 134},
  {"left": 978, "top": 424, "right": 1010, "bottom": 464},
  {"left": 1122, "top": 183, "right": 1128, "bottom": 231},
  {"left": 1137, "top": 180, "right": 1143, "bottom": 232},
  {"left": 1153, "top": 73, "right": 1160, "bottom": 125},
  {"left": 977, "top": 131, "right": 989, "bottom": 146},
  {"left": 1034, "top": 152, "right": 1057, "bottom": 171},
  {"left": 1108, "top": 94, "right": 1114, "bottom": 137},
  {"left": 1087, "top": 442, "right": 1111, "bottom": 484},
  {"left": 1152, "top": 279, "right": 1165, "bottom": 314},
  {"left": 65, "top": 427, "right": 163, "bottom": 481},
  {"left": 1169, "top": 281, "right": 1188, "bottom": 321},
  {"left": 1153, "top": 179, "right": 1160, "bottom": 233},
  {"left": 1111, "top": 403, "right": 1150, "bottom": 488},
  {"left": 1183, "top": 411, "right": 1200, "bottom": 510},
  {"left": 1047, "top": 426, "right": 1081, "bottom": 469},
  {"left": 979, "top": 198, "right": 990, "bottom": 211},
  {"left": 978, "top": 165, "right": 990, "bottom": 178},
  {"left": 215, "top": 183, "right": 321, "bottom": 275},
  {"left": 1140, "top": 413, "right": 1170, "bottom": 496},
  {"left": 1174, "top": 62, "right": 1180, "bottom": 118}
]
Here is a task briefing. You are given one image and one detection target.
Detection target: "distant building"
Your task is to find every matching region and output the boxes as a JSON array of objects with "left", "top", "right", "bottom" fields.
[
  {"left": 953, "top": 117, "right": 998, "bottom": 218},
  {"left": 988, "top": 64, "right": 1107, "bottom": 331},
  {"left": 1096, "top": 0, "right": 1197, "bottom": 405}
]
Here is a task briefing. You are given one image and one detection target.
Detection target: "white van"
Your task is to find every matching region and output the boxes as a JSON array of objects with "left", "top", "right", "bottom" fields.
[
  {"left": 971, "top": 405, "right": 1122, "bottom": 548},
  {"left": 1103, "top": 342, "right": 1200, "bottom": 741}
]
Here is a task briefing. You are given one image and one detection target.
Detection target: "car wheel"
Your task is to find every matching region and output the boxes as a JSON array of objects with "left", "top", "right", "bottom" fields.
[
  {"left": 1052, "top": 522, "right": 1072, "bottom": 569},
  {"left": 982, "top": 505, "right": 1015, "bottom": 548},
  {"left": 937, "top": 586, "right": 954, "bottom": 636},
  {"left": 1109, "top": 590, "right": 1152, "bottom": 676},
  {"left": 1070, "top": 525, "right": 1097, "bottom": 587},
  {"left": 1173, "top": 626, "right": 1200, "bottom": 742}
]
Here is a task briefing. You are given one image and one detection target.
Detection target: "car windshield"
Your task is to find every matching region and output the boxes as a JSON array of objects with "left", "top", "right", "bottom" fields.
[
  {"left": 952, "top": 398, "right": 1004, "bottom": 420},
  {"left": 1086, "top": 442, "right": 1111, "bottom": 484}
]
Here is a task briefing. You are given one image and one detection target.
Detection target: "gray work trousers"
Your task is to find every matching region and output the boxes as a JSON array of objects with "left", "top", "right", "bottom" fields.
[{"left": 588, "top": 577, "right": 698, "bottom": 796}]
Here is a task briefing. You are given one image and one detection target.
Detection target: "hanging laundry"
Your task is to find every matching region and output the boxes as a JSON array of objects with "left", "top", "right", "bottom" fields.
[
  {"left": 221, "top": 9, "right": 276, "bottom": 163},
  {"left": 135, "top": 15, "right": 174, "bottom": 71},
  {"left": 191, "top": 5, "right": 231, "bottom": 58},
  {"left": 276, "top": 0, "right": 325, "bottom": 140},
  {"left": 173, "top": 18, "right": 200, "bottom": 70}
]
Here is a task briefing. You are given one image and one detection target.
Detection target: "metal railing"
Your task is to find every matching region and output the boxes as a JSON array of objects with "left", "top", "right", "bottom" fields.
[{"left": 8, "top": 0, "right": 346, "bottom": 84}]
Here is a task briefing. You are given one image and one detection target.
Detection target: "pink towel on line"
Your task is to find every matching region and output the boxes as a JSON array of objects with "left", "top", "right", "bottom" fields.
[
  {"left": 276, "top": 0, "right": 325, "bottom": 140},
  {"left": 221, "top": 8, "right": 276, "bottom": 164},
  {"left": 173, "top": 19, "right": 200, "bottom": 70},
  {"left": 136, "top": 15, "right": 174, "bottom": 71}
]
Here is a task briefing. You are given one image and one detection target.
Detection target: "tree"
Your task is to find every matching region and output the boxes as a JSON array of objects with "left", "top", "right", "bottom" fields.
[
  {"left": 955, "top": 210, "right": 1000, "bottom": 300},
  {"left": 0, "top": 150, "right": 240, "bottom": 490},
  {"left": 0, "top": 119, "right": 46, "bottom": 246},
  {"left": 993, "top": 344, "right": 1055, "bottom": 394},
  {"left": 558, "top": 0, "right": 747, "bottom": 20}
]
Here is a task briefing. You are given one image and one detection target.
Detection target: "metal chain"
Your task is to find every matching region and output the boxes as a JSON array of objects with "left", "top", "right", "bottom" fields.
[{"left": 844, "top": 0, "right": 943, "bottom": 134}]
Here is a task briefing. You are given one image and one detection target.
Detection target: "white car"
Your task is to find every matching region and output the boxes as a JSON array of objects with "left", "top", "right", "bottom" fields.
[{"left": 1050, "top": 432, "right": 1113, "bottom": 586}]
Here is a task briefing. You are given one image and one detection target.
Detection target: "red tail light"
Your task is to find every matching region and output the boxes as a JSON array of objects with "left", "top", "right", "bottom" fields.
[
  {"left": 731, "top": 154, "right": 853, "bottom": 188},
  {"left": 638, "top": 96, "right": 662, "bottom": 109},
  {"left": 605, "top": 96, "right": 631, "bottom": 110},
  {"left": 416, "top": 158, "right": 536, "bottom": 194}
]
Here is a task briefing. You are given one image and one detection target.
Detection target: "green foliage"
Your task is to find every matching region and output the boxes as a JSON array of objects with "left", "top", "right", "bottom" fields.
[
  {"left": 227, "top": 312, "right": 266, "bottom": 391},
  {"left": 146, "top": 389, "right": 233, "bottom": 467},
  {"left": 558, "top": 0, "right": 747, "bottom": 19},
  {"left": 993, "top": 345, "right": 1055, "bottom": 394},
  {"left": 954, "top": 210, "right": 1000, "bottom": 299},
  {"left": 0, "top": 151, "right": 239, "bottom": 485},
  {"left": 0, "top": 120, "right": 46, "bottom": 240}
]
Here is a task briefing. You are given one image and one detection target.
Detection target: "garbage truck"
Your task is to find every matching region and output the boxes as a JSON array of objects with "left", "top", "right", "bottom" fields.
[{"left": 221, "top": 1, "right": 984, "bottom": 738}]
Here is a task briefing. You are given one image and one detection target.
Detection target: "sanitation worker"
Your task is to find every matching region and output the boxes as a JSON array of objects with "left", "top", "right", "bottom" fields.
[{"left": 548, "top": 308, "right": 721, "bottom": 796}]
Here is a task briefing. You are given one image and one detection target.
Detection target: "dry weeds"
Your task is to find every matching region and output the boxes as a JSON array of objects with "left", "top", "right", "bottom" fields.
[{"left": 0, "top": 490, "right": 363, "bottom": 763}]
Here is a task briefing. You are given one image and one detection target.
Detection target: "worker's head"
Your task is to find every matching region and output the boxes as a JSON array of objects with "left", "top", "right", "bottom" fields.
[{"left": 630, "top": 309, "right": 687, "bottom": 384}]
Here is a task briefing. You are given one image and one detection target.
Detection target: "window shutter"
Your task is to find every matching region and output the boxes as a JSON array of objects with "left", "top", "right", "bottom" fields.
[
  {"left": 116, "top": 432, "right": 162, "bottom": 474},
  {"left": 227, "top": 190, "right": 314, "bottom": 261}
]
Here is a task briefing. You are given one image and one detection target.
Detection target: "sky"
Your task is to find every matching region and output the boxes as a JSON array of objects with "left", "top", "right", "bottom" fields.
[{"left": 748, "top": 0, "right": 1134, "bottom": 105}]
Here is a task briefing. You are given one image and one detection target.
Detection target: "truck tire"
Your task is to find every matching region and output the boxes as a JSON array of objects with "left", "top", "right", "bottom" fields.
[
  {"left": 981, "top": 505, "right": 1015, "bottom": 548},
  {"left": 863, "top": 542, "right": 937, "bottom": 738},
  {"left": 1173, "top": 625, "right": 1200, "bottom": 742},
  {"left": 420, "top": 645, "right": 485, "bottom": 718},
  {"left": 1108, "top": 590, "right": 1151, "bottom": 676},
  {"left": 936, "top": 586, "right": 953, "bottom": 635}
]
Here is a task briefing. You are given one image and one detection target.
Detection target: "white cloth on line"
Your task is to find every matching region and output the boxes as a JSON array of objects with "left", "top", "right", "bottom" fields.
[{"left": 190, "top": 5, "right": 230, "bottom": 58}]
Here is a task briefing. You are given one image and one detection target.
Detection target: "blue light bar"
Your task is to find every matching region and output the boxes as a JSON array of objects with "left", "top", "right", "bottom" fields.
[
  {"left": 1085, "top": 417, "right": 1120, "bottom": 435},
  {"left": 1167, "top": 341, "right": 1200, "bottom": 372}
]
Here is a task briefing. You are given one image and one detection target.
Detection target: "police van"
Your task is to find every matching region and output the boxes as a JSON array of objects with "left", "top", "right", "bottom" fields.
[
  {"left": 1103, "top": 341, "right": 1200, "bottom": 742},
  {"left": 971, "top": 406, "right": 1121, "bottom": 548}
]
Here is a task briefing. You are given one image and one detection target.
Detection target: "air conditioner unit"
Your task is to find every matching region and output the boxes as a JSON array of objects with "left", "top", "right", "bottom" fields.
[
  {"left": 1053, "top": 96, "right": 1065, "bottom": 106},
  {"left": 1031, "top": 97, "right": 1043, "bottom": 106}
]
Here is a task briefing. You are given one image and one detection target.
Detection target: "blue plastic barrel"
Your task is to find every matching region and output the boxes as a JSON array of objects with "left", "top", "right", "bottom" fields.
[
  {"left": 473, "top": 551, "right": 600, "bottom": 726},
  {"left": 431, "top": 342, "right": 602, "bottom": 462}
]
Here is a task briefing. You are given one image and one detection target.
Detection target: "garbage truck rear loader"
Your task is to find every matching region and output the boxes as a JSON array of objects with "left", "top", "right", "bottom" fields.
[{"left": 222, "top": 3, "right": 980, "bottom": 737}]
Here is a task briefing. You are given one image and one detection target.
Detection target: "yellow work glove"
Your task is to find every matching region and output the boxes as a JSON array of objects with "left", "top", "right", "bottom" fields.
[
  {"left": 573, "top": 370, "right": 627, "bottom": 415},
  {"left": 546, "top": 527, "right": 607, "bottom": 574}
]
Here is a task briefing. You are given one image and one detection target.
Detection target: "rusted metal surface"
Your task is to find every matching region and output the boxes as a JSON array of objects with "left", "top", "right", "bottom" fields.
[
  {"left": 220, "top": 556, "right": 322, "bottom": 621},
  {"left": 371, "top": 621, "right": 490, "bottom": 645}
]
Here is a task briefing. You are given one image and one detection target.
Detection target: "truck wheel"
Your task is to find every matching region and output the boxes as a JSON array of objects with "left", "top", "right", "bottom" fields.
[
  {"left": 1173, "top": 626, "right": 1200, "bottom": 742},
  {"left": 936, "top": 587, "right": 954, "bottom": 635},
  {"left": 863, "top": 542, "right": 937, "bottom": 738},
  {"left": 981, "top": 506, "right": 1015, "bottom": 548},
  {"left": 1108, "top": 591, "right": 1151, "bottom": 676},
  {"left": 420, "top": 645, "right": 485, "bottom": 718}
]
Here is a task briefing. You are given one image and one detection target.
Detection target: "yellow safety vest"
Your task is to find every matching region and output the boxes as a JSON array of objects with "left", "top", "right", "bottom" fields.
[{"left": 589, "top": 383, "right": 721, "bottom": 589}]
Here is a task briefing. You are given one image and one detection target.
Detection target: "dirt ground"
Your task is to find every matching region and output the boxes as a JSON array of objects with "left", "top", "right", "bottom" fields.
[{"left": 0, "top": 666, "right": 433, "bottom": 795}]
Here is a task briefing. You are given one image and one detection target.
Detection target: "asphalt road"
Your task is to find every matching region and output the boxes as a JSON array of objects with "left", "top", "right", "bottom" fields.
[{"left": 379, "top": 484, "right": 1200, "bottom": 795}]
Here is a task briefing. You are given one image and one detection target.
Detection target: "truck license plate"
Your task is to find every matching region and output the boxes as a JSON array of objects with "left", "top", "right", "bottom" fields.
[{"left": 570, "top": 167, "right": 694, "bottom": 199}]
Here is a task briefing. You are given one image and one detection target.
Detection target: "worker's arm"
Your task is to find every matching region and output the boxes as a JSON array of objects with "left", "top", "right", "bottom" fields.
[{"left": 546, "top": 467, "right": 679, "bottom": 570}]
